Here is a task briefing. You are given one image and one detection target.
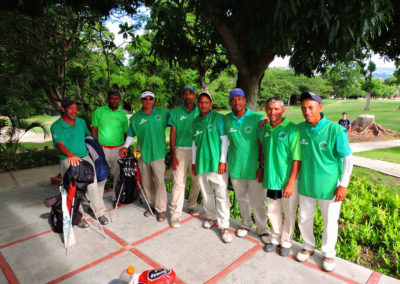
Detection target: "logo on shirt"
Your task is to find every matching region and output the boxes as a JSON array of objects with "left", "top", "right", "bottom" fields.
[
  {"left": 139, "top": 118, "right": 148, "bottom": 125},
  {"left": 207, "top": 124, "right": 213, "bottom": 131},
  {"left": 194, "top": 130, "right": 203, "bottom": 137},
  {"left": 244, "top": 126, "right": 253, "bottom": 134},
  {"left": 155, "top": 114, "right": 161, "bottom": 121},
  {"left": 319, "top": 141, "right": 328, "bottom": 150},
  {"left": 264, "top": 132, "right": 270, "bottom": 138},
  {"left": 180, "top": 115, "right": 187, "bottom": 121},
  {"left": 300, "top": 138, "right": 308, "bottom": 145},
  {"left": 278, "top": 131, "right": 287, "bottom": 140},
  {"left": 228, "top": 127, "right": 238, "bottom": 133}
]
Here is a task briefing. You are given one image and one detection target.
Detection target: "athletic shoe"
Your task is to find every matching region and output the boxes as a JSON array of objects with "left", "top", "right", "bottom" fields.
[
  {"left": 188, "top": 207, "right": 200, "bottom": 216},
  {"left": 98, "top": 215, "right": 109, "bottom": 225},
  {"left": 259, "top": 233, "right": 270, "bottom": 244},
  {"left": 279, "top": 247, "right": 290, "bottom": 257},
  {"left": 296, "top": 249, "right": 314, "bottom": 262},
  {"left": 157, "top": 211, "right": 166, "bottom": 222},
  {"left": 77, "top": 219, "right": 89, "bottom": 228},
  {"left": 322, "top": 257, "right": 336, "bottom": 272},
  {"left": 264, "top": 243, "right": 279, "bottom": 252},
  {"left": 221, "top": 228, "right": 233, "bottom": 243},
  {"left": 170, "top": 217, "right": 180, "bottom": 228},
  {"left": 236, "top": 227, "right": 249, "bottom": 237},
  {"left": 203, "top": 219, "right": 217, "bottom": 229}
]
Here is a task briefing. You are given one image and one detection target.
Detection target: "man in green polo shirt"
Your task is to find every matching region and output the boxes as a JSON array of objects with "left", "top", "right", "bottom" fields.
[
  {"left": 119, "top": 90, "right": 169, "bottom": 222},
  {"left": 261, "top": 97, "right": 301, "bottom": 257},
  {"left": 224, "top": 88, "right": 269, "bottom": 243},
  {"left": 51, "top": 98, "right": 109, "bottom": 228},
  {"left": 168, "top": 85, "right": 201, "bottom": 228},
  {"left": 91, "top": 90, "right": 128, "bottom": 207},
  {"left": 192, "top": 92, "right": 232, "bottom": 243},
  {"left": 295, "top": 92, "right": 353, "bottom": 272}
]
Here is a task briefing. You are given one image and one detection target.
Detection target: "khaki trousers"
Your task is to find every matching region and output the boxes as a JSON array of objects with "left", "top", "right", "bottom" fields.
[
  {"left": 170, "top": 148, "right": 201, "bottom": 218},
  {"left": 231, "top": 178, "right": 268, "bottom": 235},
  {"left": 266, "top": 180, "right": 299, "bottom": 248},
  {"left": 137, "top": 158, "right": 167, "bottom": 213},
  {"left": 60, "top": 155, "right": 106, "bottom": 217},
  {"left": 198, "top": 171, "right": 230, "bottom": 229},
  {"left": 97, "top": 146, "right": 123, "bottom": 201},
  {"left": 298, "top": 195, "right": 342, "bottom": 258}
]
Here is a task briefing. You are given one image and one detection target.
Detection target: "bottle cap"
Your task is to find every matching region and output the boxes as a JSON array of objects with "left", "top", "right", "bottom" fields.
[{"left": 127, "top": 266, "right": 135, "bottom": 275}]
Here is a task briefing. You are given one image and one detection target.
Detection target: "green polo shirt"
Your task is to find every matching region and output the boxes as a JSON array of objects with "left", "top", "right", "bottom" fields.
[
  {"left": 127, "top": 107, "right": 169, "bottom": 163},
  {"left": 51, "top": 117, "right": 91, "bottom": 160},
  {"left": 193, "top": 110, "right": 225, "bottom": 174},
  {"left": 92, "top": 105, "right": 128, "bottom": 146},
  {"left": 224, "top": 108, "right": 262, "bottom": 180},
  {"left": 298, "top": 113, "right": 352, "bottom": 200},
  {"left": 261, "top": 118, "right": 301, "bottom": 190},
  {"left": 168, "top": 104, "right": 199, "bottom": 147}
]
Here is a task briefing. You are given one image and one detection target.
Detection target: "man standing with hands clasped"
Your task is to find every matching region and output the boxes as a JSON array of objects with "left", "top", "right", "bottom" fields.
[{"left": 296, "top": 92, "right": 353, "bottom": 272}]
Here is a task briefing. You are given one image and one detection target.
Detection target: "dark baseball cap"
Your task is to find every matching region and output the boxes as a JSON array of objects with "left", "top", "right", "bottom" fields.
[
  {"left": 299, "top": 92, "right": 322, "bottom": 104},
  {"left": 198, "top": 92, "right": 213, "bottom": 102},
  {"left": 183, "top": 85, "right": 196, "bottom": 93},
  {"left": 61, "top": 98, "right": 77, "bottom": 108},
  {"left": 108, "top": 89, "right": 121, "bottom": 97}
]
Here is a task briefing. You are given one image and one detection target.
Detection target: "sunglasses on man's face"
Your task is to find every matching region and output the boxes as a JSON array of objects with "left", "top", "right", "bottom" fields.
[{"left": 141, "top": 97, "right": 154, "bottom": 101}]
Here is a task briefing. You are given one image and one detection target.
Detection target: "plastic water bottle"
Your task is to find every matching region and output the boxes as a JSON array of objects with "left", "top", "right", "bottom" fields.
[{"left": 119, "top": 266, "right": 135, "bottom": 283}]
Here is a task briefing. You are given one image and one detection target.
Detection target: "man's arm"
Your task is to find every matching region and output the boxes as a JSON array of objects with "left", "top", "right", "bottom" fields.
[
  {"left": 334, "top": 154, "right": 353, "bottom": 202},
  {"left": 56, "top": 142, "right": 82, "bottom": 166},
  {"left": 192, "top": 140, "right": 197, "bottom": 176},
  {"left": 170, "top": 126, "right": 179, "bottom": 170},
  {"left": 283, "top": 160, "right": 301, "bottom": 198},
  {"left": 91, "top": 126, "right": 98, "bottom": 140},
  {"left": 256, "top": 138, "right": 264, "bottom": 182},
  {"left": 218, "top": 135, "right": 228, "bottom": 174}
]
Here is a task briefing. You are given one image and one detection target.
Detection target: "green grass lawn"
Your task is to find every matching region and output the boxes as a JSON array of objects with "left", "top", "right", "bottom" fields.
[
  {"left": 352, "top": 166, "right": 400, "bottom": 195},
  {"left": 19, "top": 141, "right": 54, "bottom": 150},
  {"left": 354, "top": 146, "right": 400, "bottom": 164}
]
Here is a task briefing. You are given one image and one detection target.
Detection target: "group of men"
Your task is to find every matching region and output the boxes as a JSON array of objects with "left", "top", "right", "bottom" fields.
[{"left": 51, "top": 86, "right": 353, "bottom": 272}]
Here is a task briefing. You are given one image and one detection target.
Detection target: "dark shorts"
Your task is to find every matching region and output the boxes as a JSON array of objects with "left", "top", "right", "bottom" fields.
[{"left": 266, "top": 189, "right": 283, "bottom": 200}]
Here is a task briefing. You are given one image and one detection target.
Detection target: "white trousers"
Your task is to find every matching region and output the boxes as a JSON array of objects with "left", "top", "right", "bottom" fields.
[
  {"left": 97, "top": 146, "right": 123, "bottom": 201},
  {"left": 266, "top": 181, "right": 299, "bottom": 248},
  {"left": 231, "top": 178, "right": 268, "bottom": 235},
  {"left": 170, "top": 148, "right": 201, "bottom": 218},
  {"left": 198, "top": 171, "right": 230, "bottom": 229},
  {"left": 298, "top": 195, "right": 342, "bottom": 258}
]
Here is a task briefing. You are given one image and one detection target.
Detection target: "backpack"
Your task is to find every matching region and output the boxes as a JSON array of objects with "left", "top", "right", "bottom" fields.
[
  {"left": 47, "top": 194, "right": 82, "bottom": 233},
  {"left": 85, "top": 136, "right": 110, "bottom": 182},
  {"left": 114, "top": 157, "right": 140, "bottom": 204}
]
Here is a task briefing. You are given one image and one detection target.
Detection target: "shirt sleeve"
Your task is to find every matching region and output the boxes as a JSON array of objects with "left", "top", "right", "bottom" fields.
[
  {"left": 50, "top": 124, "right": 62, "bottom": 144},
  {"left": 290, "top": 129, "right": 301, "bottom": 161},
  {"left": 123, "top": 114, "right": 129, "bottom": 133},
  {"left": 216, "top": 115, "right": 225, "bottom": 136},
  {"left": 336, "top": 131, "right": 352, "bottom": 157},
  {"left": 257, "top": 115, "right": 263, "bottom": 139},
  {"left": 91, "top": 109, "right": 99, "bottom": 127},
  {"left": 127, "top": 123, "right": 136, "bottom": 138}
]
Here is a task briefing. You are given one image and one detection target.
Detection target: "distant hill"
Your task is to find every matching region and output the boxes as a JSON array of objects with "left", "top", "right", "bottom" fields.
[{"left": 373, "top": 67, "right": 396, "bottom": 79}]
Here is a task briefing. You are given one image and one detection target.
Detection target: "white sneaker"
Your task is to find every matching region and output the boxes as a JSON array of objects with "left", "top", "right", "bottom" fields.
[
  {"left": 296, "top": 249, "right": 314, "bottom": 262},
  {"left": 203, "top": 219, "right": 216, "bottom": 229},
  {"left": 188, "top": 207, "right": 200, "bottom": 216},
  {"left": 236, "top": 227, "right": 249, "bottom": 237},
  {"left": 170, "top": 217, "right": 180, "bottom": 228},
  {"left": 221, "top": 228, "right": 233, "bottom": 243},
  {"left": 322, "top": 257, "right": 336, "bottom": 272}
]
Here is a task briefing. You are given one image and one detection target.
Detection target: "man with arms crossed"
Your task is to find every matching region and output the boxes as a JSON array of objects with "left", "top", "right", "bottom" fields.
[
  {"left": 119, "top": 90, "right": 169, "bottom": 222},
  {"left": 51, "top": 98, "right": 109, "bottom": 227},
  {"left": 224, "top": 88, "right": 269, "bottom": 243},
  {"left": 169, "top": 85, "right": 201, "bottom": 228},
  {"left": 261, "top": 97, "right": 301, "bottom": 257},
  {"left": 91, "top": 90, "right": 128, "bottom": 208},
  {"left": 192, "top": 92, "right": 231, "bottom": 243},
  {"left": 296, "top": 92, "right": 353, "bottom": 272}
]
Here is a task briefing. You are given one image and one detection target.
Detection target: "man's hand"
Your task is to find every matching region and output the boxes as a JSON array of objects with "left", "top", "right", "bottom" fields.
[
  {"left": 256, "top": 168, "right": 263, "bottom": 183},
  {"left": 171, "top": 153, "right": 179, "bottom": 170},
  {"left": 119, "top": 147, "right": 128, "bottom": 158},
  {"left": 259, "top": 118, "right": 269, "bottom": 129},
  {"left": 192, "top": 164, "right": 197, "bottom": 176},
  {"left": 283, "top": 182, "right": 294, "bottom": 198},
  {"left": 218, "top": 162, "right": 226, "bottom": 174},
  {"left": 68, "top": 155, "right": 82, "bottom": 166},
  {"left": 334, "top": 185, "right": 347, "bottom": 202}
]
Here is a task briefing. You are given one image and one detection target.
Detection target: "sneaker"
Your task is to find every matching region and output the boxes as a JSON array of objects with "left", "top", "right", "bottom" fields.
[
  {"left": 221, "top": 228, "right": 233, "bottom": 243},
  {"left": 157, "top": 211, "right": 166, "bottom": 222},
  {"left": 170, "top": 217, "right": 180, "bottom": 228},
  {"left": 322, "top": 257, "right": 336, "bottom": 272},
  {"left": 203, "top": 219, "right": 217, "bottom": 229},
  {"left": 98, "top": 215, "right": 109, "bottom": 225},
  {"left": 279, "top": 247, "right": 290, "bottom": 257},
  {"left": 188, "top": 207, "right": 200, "bottom": 216},
  {"left": 144, "top": 207, "right": 155, "bottom": 217},
  {"left": 236, "top": 227, "right": 249, "bottom": 237},
  {"left": 259, "top": 233, "right": 270, "bottom": 244},
  {"left": 77, "top": 219, "right": 89, "bottom": 228},
  {"left": 296, "top": 249, "right": 314, "bottom": 262},
  {"left": 264, "top": 243, "right": 279, "bottom": 252}
]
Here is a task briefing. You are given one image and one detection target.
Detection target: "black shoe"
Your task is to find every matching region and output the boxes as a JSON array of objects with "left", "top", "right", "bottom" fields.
[
  {"left": 98, "top": 215, "right": 109, "bottom": 225},
  {"left": 280, "top": 247, "right": 290, "bottom": 257},
  {"left": 264, "top": 243, "right": 279, "bottom": 252},
  {"left": 77, "top": 219, "right": 89, "bottom": 228}
]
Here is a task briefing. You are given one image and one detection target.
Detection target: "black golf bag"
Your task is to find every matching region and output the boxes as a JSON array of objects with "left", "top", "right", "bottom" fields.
[{"left": 114, "top": 156, "right": 140, "bottom": 204}]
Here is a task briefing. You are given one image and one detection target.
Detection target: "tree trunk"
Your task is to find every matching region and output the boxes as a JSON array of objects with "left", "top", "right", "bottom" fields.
[
  {"left": 198, "top": 67, "right": 210, "bottom": 92},
  {"left": 364, "top": 91, "right": 371, "bottom": 110},
  {"left": 236, "top": 70, "right": 265, "bottom": 110}
]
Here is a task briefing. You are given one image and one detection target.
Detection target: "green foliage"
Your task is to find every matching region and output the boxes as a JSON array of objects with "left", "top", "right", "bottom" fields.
[
  {"left": 325, "top": 62, "right": 362, "bottom": 98},
  {"left": 0, "top": 148, "right": 59, "bottom": 172}
]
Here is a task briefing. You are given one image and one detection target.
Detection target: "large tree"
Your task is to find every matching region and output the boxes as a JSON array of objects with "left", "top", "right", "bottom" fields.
[{"left": 146, "top": 0, "right": 392, "bottom": 109}]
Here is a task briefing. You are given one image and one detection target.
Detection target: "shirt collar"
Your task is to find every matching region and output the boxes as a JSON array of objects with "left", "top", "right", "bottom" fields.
[
  {"left": 231, "top": 108, "right": 250, "bottom": 121},
  {"left": 305, "top": 113, "right": 329, "bottom": 135},
  {"left": 266, "top": 117, "right": 289, "bottom": 131},
  {"left": 180, "top": 103, "right": 198, "bottom": 114},
  {"left": 106, "top": 105, "right": 122, "bottom": 112},
  {"left": 140, "top": 107, "right": 157, "bottom": 115}
]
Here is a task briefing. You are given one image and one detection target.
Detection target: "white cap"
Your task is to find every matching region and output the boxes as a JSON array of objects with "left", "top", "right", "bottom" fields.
[{"left": 140, "top": 91, "right": 155, "bottom": 99}]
